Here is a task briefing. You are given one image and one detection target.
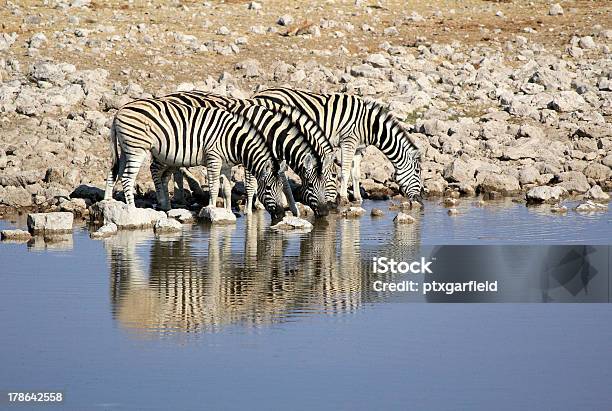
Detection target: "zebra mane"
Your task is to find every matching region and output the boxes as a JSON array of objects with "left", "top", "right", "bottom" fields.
[{"left": 364, "top": 99, "right": 421, "bottom": 156}]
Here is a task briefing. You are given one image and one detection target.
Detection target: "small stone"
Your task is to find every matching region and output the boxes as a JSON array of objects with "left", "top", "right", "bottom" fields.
[
  {"left": 548, "top": 3, "right": 564, "bottom": 15},
  {"left": 371, "top": 208, "right": 384, "bottom": 217},
  {"left": 575, "top": 201, "right": 608, "bottom": 212},
  {"left": 447, "top": 208, "right": 459, "bottom": 216},
  {"left": 341, "top": 206, "right": 366, "bottom": 218},
  {"left": 394, "top": 212, "right": 416, "bottom": 224},
  {"left": 548, "top": 204, "right": 567, "bottom": 214},
  {"left": 578, "top": 36, "right": 596, "bottom": 49},
  {"left": 271, "top": 216, "right": 313, "bottom": 231},
  {"left": 1, "top": 229, "right": 32, "bottom": 242},
  {"left": 443, "top": 198, "right": 457, "bottom": 207},
  {"left": 277, "top": 15, "right": 294, "bottom": 26},
  {"left": 27, "top": 212, "right": 74, "bottom": 234},
  {"left": 247, "top": 1, "right": 262, "bottom": 10},
  {"left": 90, "top": 223, "right": 117, "bottom": 239},
  {"left": 198, "top": 205, "right": 236, "bottom": 224},
  {"left": 154, "top": 218, "right": 182, "bottom": 234},
  {"left": 167, "top": 208, "right": 195, "bottom": 222},
  {"left": 217, "top": 26, "right": 231, "bottom": 35}
]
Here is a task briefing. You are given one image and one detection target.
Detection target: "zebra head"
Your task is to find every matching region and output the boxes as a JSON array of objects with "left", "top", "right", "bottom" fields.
[
  {"left": 395, "top": 147, "right": 423, "bottom": 205},
  {"left": 297, "top": 153, "right": 338, "bottom": 217},
  {"left": 256, "top": 160, "right": 295, "bottom": 224}
]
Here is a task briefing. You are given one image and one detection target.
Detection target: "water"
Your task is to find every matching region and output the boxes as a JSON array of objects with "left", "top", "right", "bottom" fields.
[{"left": 1, "top": 199, "right": 611, "bottom": 410}]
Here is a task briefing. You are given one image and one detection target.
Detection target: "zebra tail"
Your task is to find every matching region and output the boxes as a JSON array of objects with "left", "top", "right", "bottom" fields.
[{"left": 109, "top": 118, "right": 120, "bottom": 176}]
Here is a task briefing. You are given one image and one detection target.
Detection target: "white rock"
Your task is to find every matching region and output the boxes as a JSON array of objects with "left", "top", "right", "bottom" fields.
[
  {"left": 526, "top": 186, "right": 568, "bottom": 204},
  {"left": 154, "top": 218, "right": 182, "bottom": 233},
  {"left": 548, "top": 3, "right": 563, "bottom": 16},
  {"left": 585, "top": 185, "right": 610, "bottom": 203},
  {"left": 217, "top": 26, "right": 230, "bottom": 36},
  {"left": 271, "top": 216, "right": 313, "bottom": 231},
  {"left": 366, "top": 53, "right": 390, "bottom": 68},
  {"left": 277, "top": 15, "right": 294, "bottom": 26},
  {"left": 578, "top": 36, "right": 596, "bottom": 49},
  {"left": 575, "top": 201, "right": 608, "bottom": 212},
  {"left": 394, "top": 212, "right": 416, "bottom": 224},
  {"left": 90, "top": 200, "right": 166, "bottom": 229},
  {"left": 27, "top": 212, "right": 74, "bottom": 234},
  {"left": 1, "top": 229, "right": 32, "bottom": 242},
  {"left": 90, "top": 223, "right": 118, "bottom": 239},
  {"left": 341, "top": 207, "right": 366, "bottom": 218},
  {"left": 247, "top": 1, "right": 262, "bottom": 10},
  {"left": 198, "top": 205, "right": 236, "bottom": 224},
  {"left": 167, "top": 208, "right": 195, "bottom": 222}
]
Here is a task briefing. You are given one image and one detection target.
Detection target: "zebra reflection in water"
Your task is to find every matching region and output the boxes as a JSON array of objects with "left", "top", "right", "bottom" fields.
[{"left": 106, "top": 213, "right": 423, "bottom": 335}]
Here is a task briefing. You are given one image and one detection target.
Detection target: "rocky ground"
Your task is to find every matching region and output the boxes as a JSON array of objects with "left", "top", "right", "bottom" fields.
[{"left": 0, "top": 0, "right": 611, "bottom": 218}]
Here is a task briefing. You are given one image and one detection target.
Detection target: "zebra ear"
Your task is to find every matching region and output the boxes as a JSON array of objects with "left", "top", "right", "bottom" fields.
[
  {"left": 304, "top": 153, "right": 316, "bottom": 171},
  {"left": 261, "top": 160, "right": 273, "bottom": 178},
  {"left": 322, "top": 152, "right": 334, "bottom": 169},
  {"left": 279, "top": 160, "right": 288, "bottom": 173},
  {"left": 412, "top": 149, "right": 421, "bottom": 161}
]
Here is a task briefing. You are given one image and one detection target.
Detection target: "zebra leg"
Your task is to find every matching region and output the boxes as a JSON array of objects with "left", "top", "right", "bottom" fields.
[
  {"left": 160, "top": 168, "right": 175, "bottom": 211},
  {"left": 220, "top": 174, "right": 232, "bottom": 211},
  {"left": 104, "top": 152, "right": 127, "bottom": 201},
  {"left": 338, "top": 143, "right": 357, "bottom": 206},
  {"left": 206, "top": 157, "right": 223, "bottom": 208},
  {"left": 220, "top": 163, "right": 233, "bottom": 211},
  {"left": 150, "top": 160, "right": 171, "bottom": 210},
  {"left": 121, "top": 149, "right": 147, "bottom": 208},
  {"left": 173, "top": 169, "right": 185, "bottom": 205},
  {"left": 245, "top": 171, "right": 265, "bottom": 212},
  {"left": 181, "top": 168, "right": 205, "bottom": 198},
  {"left": 351, "top": 148, "right": 365, "bottom": 204}
]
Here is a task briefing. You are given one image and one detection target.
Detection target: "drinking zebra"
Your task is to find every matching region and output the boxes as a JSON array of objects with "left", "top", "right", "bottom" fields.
[
  {"left": 103, "top": 99, "right": 295, "bottom": 222},
  {"left": 155, "top": 91, "right": 338, "bottom": 215},
  {"left": 253, "top": 88, "right": 423, "bottom": 205}
]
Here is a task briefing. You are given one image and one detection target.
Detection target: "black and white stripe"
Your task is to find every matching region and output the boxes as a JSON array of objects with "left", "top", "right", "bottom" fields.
[
  {"left": 253, "top": 88, "right": 423, "bottom": 205},
  {"left": 156, "top": 91, "right": 337, "bottom": 215},
  {"left": 103, "top": 99, "right": 293, "bottom": 221}
]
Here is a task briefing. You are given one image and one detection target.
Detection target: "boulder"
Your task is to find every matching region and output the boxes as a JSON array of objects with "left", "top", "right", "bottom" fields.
[
  {"left": 198, "top": 205, "right": 236, "bottom": 224},
  {"left": 90, "top": 223, "right": 118, "bottom": 239},
  {"left": 585, "top": 185, "right": 610, "bottom": 203},
  {"left": 90, "top": 200, "right": 166, "bottom": 229},
  {"left": 477, "top": 172, "right": 520, "bottom": 195},
  {"left": 556, "top": 171, "right": 590, "bottom": 193},
  {"left": 583, "top": 163, "right": 611, "bottom": 183},
  {"left": 519, "top": 165, "right": 540, "bottom": 185},
  {"left": 0, "top": 186, "right": 33, "bottom": 207},
  {"left": 443, "top": 158, "right": 474, "bottom": 184},
  {"left": 393, "top": 212, "right": 415, "bottom": 224},
  {"left": 526, "top": 185, "right": 568, "bottom": 204},
  {"left": 167, "top": 208, "right": 195, "bottom": 223},
  {"left": 271, "top": 216, "right": 313, "bottom": 231},
  {"left": 154, "top": 218, "right": 182, "bottom": 233},
  {"left": 1, "top": 229, "right": 32, "bottom": 242},
  {"left": 548, "top": 91, "right": 586, "bottom": 112},
  {"left": 27, "top": 212, "right": 74, "bottom": 234}
]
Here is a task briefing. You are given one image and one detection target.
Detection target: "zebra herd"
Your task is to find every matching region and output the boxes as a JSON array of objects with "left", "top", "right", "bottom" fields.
[{"left": 104, "top": 87, "right": 423, "bottom": 223}]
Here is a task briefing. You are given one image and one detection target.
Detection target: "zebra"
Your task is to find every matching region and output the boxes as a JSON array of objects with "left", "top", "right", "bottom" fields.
[
  {"left": 253, "top": 88, "right": 423, "bottom": 205},
  {"left": 103, "top": 99, "right": 295, "bottom": 223},
  {"left": 153, "top": 91, "right": 338, "bottom": 216}
]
